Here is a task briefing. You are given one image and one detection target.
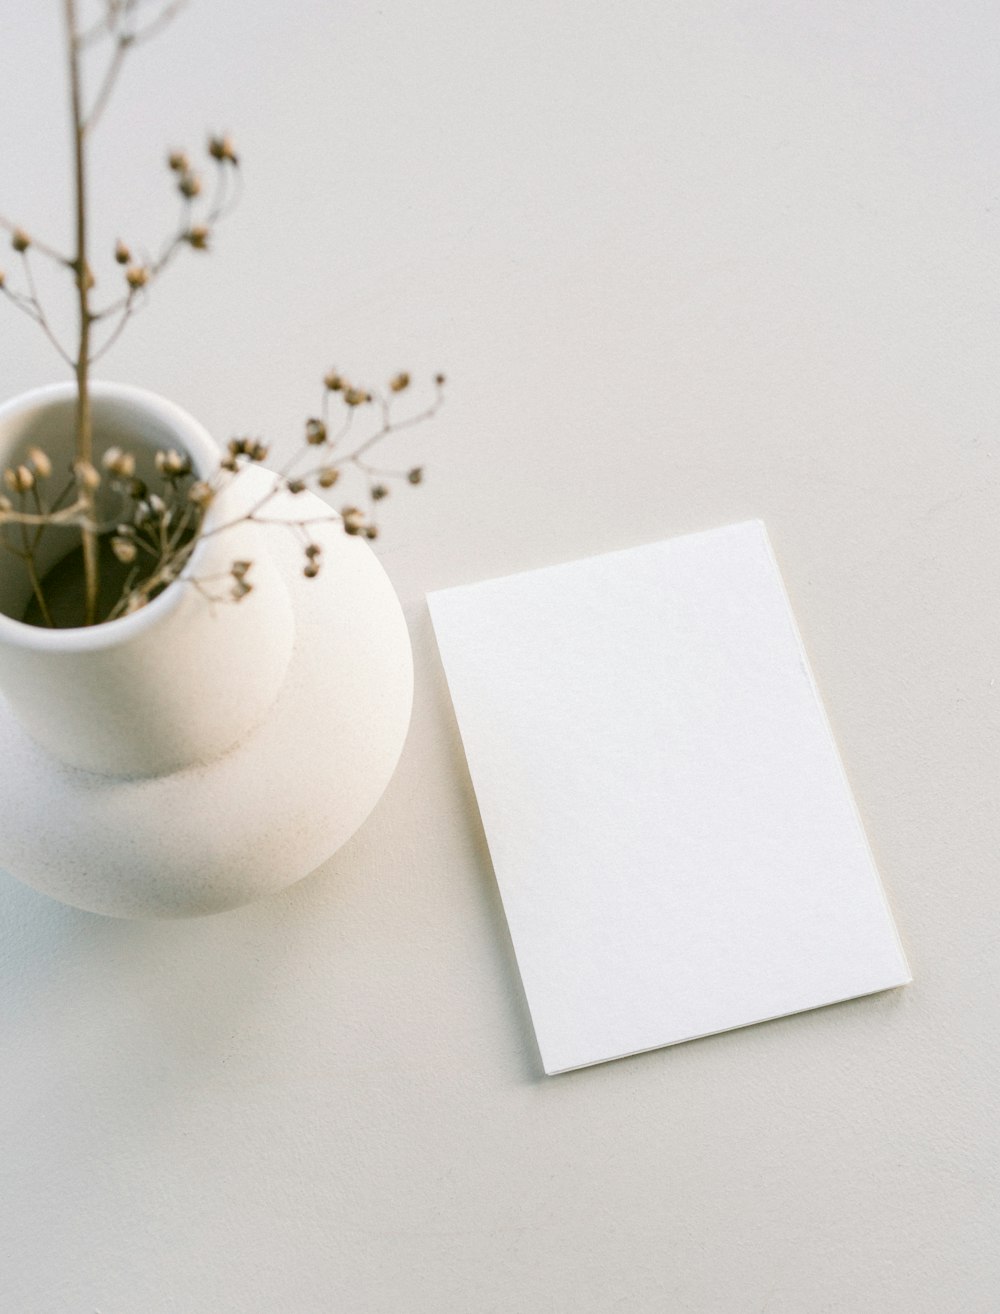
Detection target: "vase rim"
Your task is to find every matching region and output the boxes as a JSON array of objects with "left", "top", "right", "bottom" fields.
[{"left": 0, "top": 380, "right": 221, "bottom": 652}]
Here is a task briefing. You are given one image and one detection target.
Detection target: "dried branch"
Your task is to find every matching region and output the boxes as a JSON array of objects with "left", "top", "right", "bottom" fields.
[
  {"left": 0, "top": 4, "right": 446, "bottom": 630},
  {"left": 0, "top": 0, "right": 234, "bottom": 624}
]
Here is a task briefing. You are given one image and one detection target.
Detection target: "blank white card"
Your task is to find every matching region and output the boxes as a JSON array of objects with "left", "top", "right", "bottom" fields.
[{"left": 428, "top": 521, "right": 910, "bottom": 1075}]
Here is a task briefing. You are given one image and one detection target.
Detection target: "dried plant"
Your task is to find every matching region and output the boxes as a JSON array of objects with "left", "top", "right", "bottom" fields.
[{"left": 0, "top": 0, "right": 442, "bottom": 629}]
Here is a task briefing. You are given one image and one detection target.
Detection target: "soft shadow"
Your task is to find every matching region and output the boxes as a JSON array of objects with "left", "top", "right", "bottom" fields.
[
  {"left": 410, "top": 600, "right": 545, "bottom": 1083},
  {"left": 0, "top": 859, "right": 312, "bottom": 1083}
]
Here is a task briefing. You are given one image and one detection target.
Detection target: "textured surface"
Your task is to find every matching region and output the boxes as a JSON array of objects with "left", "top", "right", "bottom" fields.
[{"left": 1, "top": 0, "right": 998, "bottom": 1310}]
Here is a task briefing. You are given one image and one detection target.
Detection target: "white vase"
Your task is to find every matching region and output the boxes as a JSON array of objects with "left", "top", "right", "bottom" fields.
[{"left": 0, "top": 382, "right": 414, "bottom": 918}]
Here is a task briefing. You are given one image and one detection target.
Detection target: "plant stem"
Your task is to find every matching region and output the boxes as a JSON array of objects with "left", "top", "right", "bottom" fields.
[
  {"left": 19, "top": 518, "right": 54, "bottom": 628},
  {"left": 65, "top": 0, "right": 99, "bottom": 625}
]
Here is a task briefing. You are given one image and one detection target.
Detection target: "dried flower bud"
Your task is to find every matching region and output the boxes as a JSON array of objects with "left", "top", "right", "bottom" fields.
[
  {"left": 371, "top": 483, "right": 389, "bottom": 501},
  {"left": 343, "top": 387, "right": 369, "bottom": 407},
  {"left": 208, "top": 134, "right": 239, "bottom": 165},
  {"left": 111, "top": 536, "right": 137, "bottom": 564},
  {"left": 155, "top": 448, "right": 192, "bottom": 478},
  {"left": 0, "top": 494, "right": 11, "bottom": 511},
  {"left": 186, "top": 226, "right": 210, "bottom": 251},
  {"left": 287, "top": 479, "right": 306, "bottom": 495},
  {"left": 26, "top": 447, "right": 52, "bottom": 479},
  {"left": 167, "top": 150, "right": 190, "bottom": 173},
  {"left": 4, "top": 465, "right": 34, "bottom": 494},
  {"left": 148, "top": 493, "right": 167, "bottom": 516},
  {"left": 324, "top": 371, "right": 344, "bottom": 392},
  {"left": 231, "top": 560, "right": 252, "bottom": 581},
  {"left": 229, "top": 436, "right": 269, "bottom": 463},
  {"left": 178, "top": 172, "right": 202, "bottom": 199},
  {"left": 305, "top": 543, "right": 322, "bottom": 560},
  {"left": 364, "top": 525, "right": 379, "bottom": 540},
  {"left": 11, "top": 229, "right": 30, "bottom": 254},
  {"left": 102, "top": 446, "right": 136, "bottom": 479},
  {"left": 341, "top": 505, "right": 365, "bottom": 535},
  {"left": 126, "top": 265, "right": 149, "bottom": 290},
  {"left": 232, "top": 579, "right": 253, "bottom": 601},
  {"left": 407, "top": 466, "right": 424, "bottom": 485},
  {"left": 317, "top": 467, "right": 339, "bottom": 489},
  {"left": 188, "top": 480, "right": 214, "bottom": 508},
  {"left": 74, "top": 460, "right": 101, "bottom": 491},
  {"left": 434, "top": 373, "right": 446, "bottom": 386},
  {"left": 305, "top": 418, "right": 327, "bottom": 445},
  {"left": 389, "top": 372, "right": 410, "bottom": 393},
  {"left": 114, "top": 239, "right": 131, "bottom": 265},
  {"left": 303, "top": 562, "right": 320, "bottom": 578},
  {"left": 127, "top": 476, "right": 147, "bottom": 501}
]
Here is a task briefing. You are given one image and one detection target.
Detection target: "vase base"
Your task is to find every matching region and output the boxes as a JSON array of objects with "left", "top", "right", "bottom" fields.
[{"left": 0, "top": 471, "right": 414, "bottom": 918}]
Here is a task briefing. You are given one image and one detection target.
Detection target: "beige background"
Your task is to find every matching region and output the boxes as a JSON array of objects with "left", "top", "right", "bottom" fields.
[{"left": 1, "top": 1, "right": 998, "bottom": 1310}]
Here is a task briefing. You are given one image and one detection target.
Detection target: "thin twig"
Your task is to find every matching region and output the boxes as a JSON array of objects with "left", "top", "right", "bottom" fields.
[
  {"left": 131, "top": 0, "right": 189, "bottom": 46},
  {"left": 77, "top": 1, "right": 121, "bottom": 48},
  {"left": 89, "top": 287, "right": 141, "bottom": 361},
  {"left": 20, "top": 250, "right": 74, "bottom": 364},
  {"left": 84, "top": 34, "right": 131, "bottom": 137},
  {"left": 83, "top": 0, "right": 188, "bottom": 134},
  {"left": 0, "top": 214, "right": 71, "bottom": 266},
  {"left": 0, "top": 283, "right": 75, "bottom": 367},
  {"left": 0, "top": 500, "right": 88, "bottom": 528},
  {"left": 351, "top": 392, "right": 445, "bottom": 458},
  {"left": 18, "top": 503, "right": 54, "bottom": 627}
]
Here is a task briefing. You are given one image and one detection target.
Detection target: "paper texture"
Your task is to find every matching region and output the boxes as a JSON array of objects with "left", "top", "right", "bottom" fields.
[{"left": 428, "top": 521, "right": 910, "bottom": 1074}]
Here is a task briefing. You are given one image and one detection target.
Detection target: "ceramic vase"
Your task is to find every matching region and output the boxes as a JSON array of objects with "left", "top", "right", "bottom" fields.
[{"left": 0, "top": 382, "right": 413, "bottom": 918}]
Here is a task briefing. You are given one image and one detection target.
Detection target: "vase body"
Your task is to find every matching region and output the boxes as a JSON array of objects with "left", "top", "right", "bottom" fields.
[{"left": 0, "top": 382, "right": 414, "bottom": 917}]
